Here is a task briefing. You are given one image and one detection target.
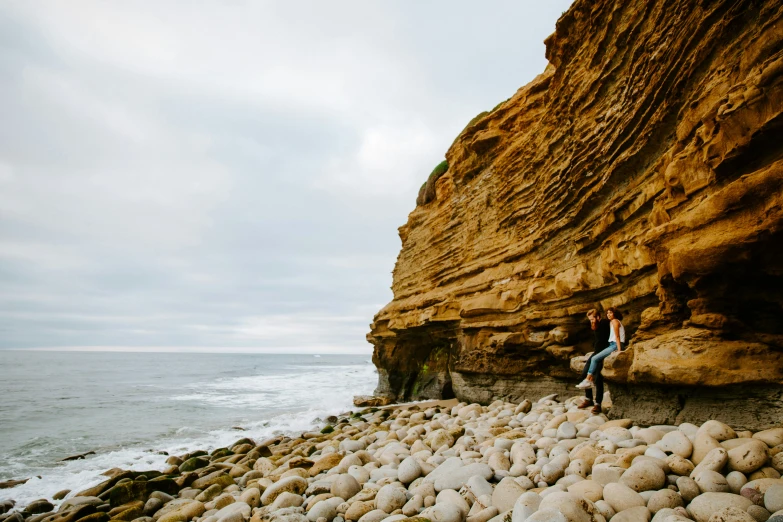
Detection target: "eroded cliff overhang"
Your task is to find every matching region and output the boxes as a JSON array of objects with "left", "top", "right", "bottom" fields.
[{"left": 369, "top": 0, "right": 783, "bottom": 428}]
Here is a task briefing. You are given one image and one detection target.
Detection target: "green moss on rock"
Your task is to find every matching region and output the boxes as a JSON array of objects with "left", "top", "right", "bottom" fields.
[
  {"left": 416, "top": 160, "right": 449, "bottom": 206},
  {"left": 108, "top": 481, "right": 147, "bottom": 507},
  {"left": 147, "top": 476, "right": 179, "bottom": 495},
  {"left": 178, "top": 456, "right": 209, "bottom": 473},
  {"left": 191, "top": 471, "right": 234, "bottom": 490},
  {"left": 210, "top": 448, "right": 233, "bottom": 459},
  {"left": 78, "top": 513, "right": 110, "bottom": 522}
]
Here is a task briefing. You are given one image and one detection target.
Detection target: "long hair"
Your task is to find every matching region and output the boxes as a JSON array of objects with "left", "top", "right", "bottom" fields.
[{"left": 606, "top": 307, "right": 623, "bottom": 320}]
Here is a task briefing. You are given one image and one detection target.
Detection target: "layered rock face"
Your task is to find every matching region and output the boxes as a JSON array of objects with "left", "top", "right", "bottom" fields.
[{"left": 368, "top": 0, "right": 783, "bottom": 429}]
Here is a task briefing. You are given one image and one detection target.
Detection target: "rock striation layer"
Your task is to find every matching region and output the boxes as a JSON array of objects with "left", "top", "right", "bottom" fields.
[{"left": 368, "top": 0, "right": 783, "bottom": 429}]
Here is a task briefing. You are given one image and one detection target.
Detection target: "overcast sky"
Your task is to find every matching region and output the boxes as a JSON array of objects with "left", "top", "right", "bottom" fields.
[{"left": 0, "top": 1, "right": 572, "bottom": 353}]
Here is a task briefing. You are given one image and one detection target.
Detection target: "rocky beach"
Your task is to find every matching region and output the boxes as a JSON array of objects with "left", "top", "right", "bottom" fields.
[
  {"left": 3, "top": 395, "right": 783, "bottom": 522},
  {"left": 2, "top": 0, "right": 781, "bottom": 519}
]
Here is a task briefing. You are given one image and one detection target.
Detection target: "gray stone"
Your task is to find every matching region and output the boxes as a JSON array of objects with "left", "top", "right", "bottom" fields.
[
  {"left": 666, "top": 455, "right": 695, "bottom": 477},
  {"left": 340, "top": 440, "right": 366, "bottom": 453},
  {"left": 525, "top": 509, "right": 567, "bottom": 522},
  {"left": 557, "top": 423, "right": 577, "bottom": 440},
  {"left": 239, "top": 488, "right": 260, "bottom": 509},
  {"left": 651, "top": 509, "right": 678, "bottom": 522},
  {"left": 466, "top": 476, "right": 494, "bottom": 500},
  {"left": 144, "top": 498, "right": 164, "bottom": 517},
  {"left": 647, "top": 490, "right": 684, "bottom": 513},
  {"left": 677, "top": 476, "right": 701, "bottom": 502},
  {"left": 271, "top": 493, "right": 303, "bottom": 510},
  {"left": 706, "top": 507, "right": 755, "bottom": 522},
  {"left": 262, "top": 477, "right": 308, "bottom": 506},
  {"left": 603, "top": 482, "right": 646, "bottom": 512},
  {"left": 375, "top": 485, "right": 407, "bottom": 514},
  {"left": 467, "top": 507, "right": 498, "bottom": 522},
  {"left": 511, "top": 492, "right": 542, "bottom": 522},
  {"left": 611, "top": 507, "right": 651, "bottom": 522},
  {"left": 594, "top": 501, "right": 615, "bottom": 521},
  {"left": 538, "top": 491, "right": 598, "bottom": 522},
  {"left": 492, "top": 477, "right": 526, "bottom": 513},
  {"left": 431, "top": 463, "right": 493, "bottom": 492},
  {"left": 746, "top": 505, "right": 771, "bottom": 522},
  {"left": 658, "top": 431, "right": 694, "bottom": 458},
  {"left": 345, "top": 502, "right": 375, "bottom": 521},
  {"left": 566, "top": 480, "right": 602, "bottom": 503},
  {"left": 591, "top": 464, "right": 625, "bottom": 485},
  {"left": 422, "top": 502, "right": 463, "bottom": 522},
  {"left": 267, "top": 508, "right": 309, "bottom": 522},
  {"left": 214, "top": 502, "right": 251, "bottom": 522},
  {"left": 620, "top": 461, "right": 666, "bottom": 492},
  {"left": 686, "top": 493, "right": 753, "bottom": 522},
  {"left": 691, "top": 448, "right": 729, "bottom": 478},
  {"left": 397, "top": 457, "right": 422, "bottom": 484},
  {"left": 356, "top": 510, "right": 389, "bottom": 522},
  {"left": 331, "top": 475, "right": 361, "bottom": 502},
  {"left": 727, "top": 472, "right": 749, "bottom": 494},
  {"left": 308, "top": 498, "right": 344, "bottom": 522},
  {"left": 436, "top": 490, "right": 469, "bottom": 518},
  {"left": 766, "top": 485, "right": 783, "bottom": 514},
  {"left": 728, "top": 441, "right": 770, "bottom": 474},
  {"left": 695, "top": 470, "right": 731, "bottom": 493}
]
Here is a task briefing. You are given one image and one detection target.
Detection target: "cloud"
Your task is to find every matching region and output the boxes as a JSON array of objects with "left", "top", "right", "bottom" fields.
[{"left": 0, "top": 0, "right": 573, "bottom": 352}]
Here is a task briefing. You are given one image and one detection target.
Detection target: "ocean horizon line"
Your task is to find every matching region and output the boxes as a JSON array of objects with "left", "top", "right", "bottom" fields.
[{"left": 2, "top": 346, "right": 373, "bottom": 354}]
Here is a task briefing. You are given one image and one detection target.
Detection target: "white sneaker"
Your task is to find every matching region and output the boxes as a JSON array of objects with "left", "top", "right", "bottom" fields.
[{"left": 575, "top": 379, "right": 593, "bottom": 389}]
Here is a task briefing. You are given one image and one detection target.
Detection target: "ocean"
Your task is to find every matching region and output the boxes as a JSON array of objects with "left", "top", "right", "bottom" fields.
[{"left": 0, "top": 351, "right": 377, "bottom": 505}]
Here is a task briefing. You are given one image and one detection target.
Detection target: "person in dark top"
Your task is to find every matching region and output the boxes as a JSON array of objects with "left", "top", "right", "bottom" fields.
[{"left": 577, "top": 308, "right": 611, "bottom": 414}]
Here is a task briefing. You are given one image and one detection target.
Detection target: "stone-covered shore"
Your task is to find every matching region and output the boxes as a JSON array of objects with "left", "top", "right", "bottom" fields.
[{"left": 2, "top": 395, "right": 783, "bottom": 522}]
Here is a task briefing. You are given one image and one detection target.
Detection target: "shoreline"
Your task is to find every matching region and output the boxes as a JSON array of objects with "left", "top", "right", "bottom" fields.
[
  {"left": 1, "top": 393, "right": 782, "bottom": 522},
  {"left": 0, "top": 353, "right": 377, "bottom": 508}
]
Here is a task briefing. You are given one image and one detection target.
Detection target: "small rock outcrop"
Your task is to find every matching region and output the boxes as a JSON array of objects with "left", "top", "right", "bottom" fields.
[{"left": 367, "top": 0, "right": 783, "bottom": 429}]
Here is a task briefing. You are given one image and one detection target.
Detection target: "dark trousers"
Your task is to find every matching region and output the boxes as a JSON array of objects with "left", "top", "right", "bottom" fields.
[{"left": 581, "top": 352, "right": 604, "bottom": 404}]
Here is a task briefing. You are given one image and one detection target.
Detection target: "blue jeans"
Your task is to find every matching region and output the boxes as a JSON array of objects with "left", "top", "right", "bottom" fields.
[{"left": 588, "top": 342, "right": 618, "bottom": 375}]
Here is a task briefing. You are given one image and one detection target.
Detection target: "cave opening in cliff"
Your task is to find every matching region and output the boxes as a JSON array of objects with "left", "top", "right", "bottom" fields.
[
  {"left": 686, "top": 229, "right": 783, "bottom": 339},
  {"left": 441, "top": 377, "right": 455, "bottom": 400}
]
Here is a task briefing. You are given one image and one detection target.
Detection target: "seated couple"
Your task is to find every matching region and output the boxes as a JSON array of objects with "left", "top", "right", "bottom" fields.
[{"left": 575, "top": 307, "right": 626, "bottom": 414}]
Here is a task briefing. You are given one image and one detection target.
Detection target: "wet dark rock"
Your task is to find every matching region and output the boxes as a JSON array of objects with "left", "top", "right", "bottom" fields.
[
  {"left": 60, "top": 452, "right": 95, "bottom": 462},
  {"left": 209, "top": 448, "right": 233, "bottom": 460},
  {"left": 107, "top": 501, "right": 143, "bottom": 521},
  {"left": 75, "top": 472, "right": 134, "bottom": 498},
  {"left": 58, "top": 498, "right": 102, "bottom": 513},
  {"left": 71, "top": 514, "right": 108, "bottom": 522},
  {"left": 42, "top": 504, "right": 97, "bottom": 522},
  {"left": 24, "top": 501, "right": 54, "bottom": 516},
  {"left": 186, "top": 451, "right": 208, "bottom": 459},
  {"left": 0, "top": 479, "right": 30, "bottom": 489},
  {"left": 108, "top": 482, "right": 148, "bottom": 508},
  {"left": 178, "top": 457, "right": 209, "bottom": 473},
  {"left": 141, "top": 499, "right": 161, "bottom": 518}
]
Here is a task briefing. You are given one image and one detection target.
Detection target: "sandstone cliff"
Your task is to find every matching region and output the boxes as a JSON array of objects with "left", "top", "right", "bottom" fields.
[{"left": 368, "top": 0, "right": 783, "bottom": 429}]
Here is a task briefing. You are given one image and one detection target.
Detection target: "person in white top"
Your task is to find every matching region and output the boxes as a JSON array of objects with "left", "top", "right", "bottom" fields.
[{"left": 576, "top": 307, "right": 625, "bottom": 390}]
